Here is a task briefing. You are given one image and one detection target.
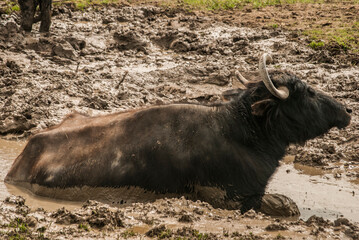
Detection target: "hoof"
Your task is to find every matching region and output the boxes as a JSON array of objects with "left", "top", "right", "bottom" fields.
[{"left": 259, "top": 193, "right": 300, "bottom": 217}]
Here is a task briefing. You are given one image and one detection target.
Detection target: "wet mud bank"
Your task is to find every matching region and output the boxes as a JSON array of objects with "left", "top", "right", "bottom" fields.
[
  {"left": 0, "top": 3, "right": 359, "bottom": 239},
  {"left": 0, "top": 195, "right": 358, "bottom": 239}
]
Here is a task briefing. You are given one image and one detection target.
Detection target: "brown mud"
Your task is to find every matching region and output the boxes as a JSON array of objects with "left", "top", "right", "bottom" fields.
[
  {"left": 0, "top": 195, "right": 359, "bottom": 239},
  {"left": 0, "top": 2, "right": 359, "bottom": 239}
]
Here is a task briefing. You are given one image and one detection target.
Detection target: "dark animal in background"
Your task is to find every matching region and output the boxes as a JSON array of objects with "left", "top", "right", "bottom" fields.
[
  {"left": 18, "top": 0, "right": 52, "bottom": 32},
  {"left": 5, "top": 54, "right": 351, "bottom": 213}
]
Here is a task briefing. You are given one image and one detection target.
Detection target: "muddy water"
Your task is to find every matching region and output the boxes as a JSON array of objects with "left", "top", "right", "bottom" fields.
[
  {"left": 0, "top": 139, "right": 25, "bottom": 198},
  {"left": 266, "top": 163, "right": 359, "bottom": 222},
  {"left": 0, "top": 139, "right": 81, "bottom": 211},
  {"left": 1, "top": 139, "right": 358, "bottom": 222}
]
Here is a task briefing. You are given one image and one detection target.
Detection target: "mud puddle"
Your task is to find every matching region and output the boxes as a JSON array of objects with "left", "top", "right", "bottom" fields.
[
  {"left": 0, "top": 139, "right": 25, "bottom": 199},
  {"left": 0, "top": 139, "right": 82, "bottom": 211},
  {"left": 267, "top": 163, "right": 359, "bottom": 222},
  {"left": 1, "top": 139, "right": 358, "bottom": 223}
]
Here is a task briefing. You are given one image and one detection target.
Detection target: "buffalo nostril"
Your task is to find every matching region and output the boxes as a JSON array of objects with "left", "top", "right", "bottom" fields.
[{"left": 346, "top": 108, "right": 352, "bottom": 114}]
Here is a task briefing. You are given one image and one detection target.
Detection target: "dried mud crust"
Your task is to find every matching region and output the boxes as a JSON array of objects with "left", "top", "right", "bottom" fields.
[
  {"left": 0, "top": 5, "right": 358, "bottom": 185},
  {"left": 0, "top": 196, "right": 358, "bottom": 239}
]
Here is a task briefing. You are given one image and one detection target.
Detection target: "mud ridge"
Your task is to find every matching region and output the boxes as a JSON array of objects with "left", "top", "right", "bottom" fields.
[{"left": 1, "top": 196, "right": 358, "bottom": 239}]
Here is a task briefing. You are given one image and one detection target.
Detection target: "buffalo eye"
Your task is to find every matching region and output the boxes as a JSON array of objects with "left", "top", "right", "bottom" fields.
[{"left": 307, "top": 87, "right": 316, "bottom": 97}]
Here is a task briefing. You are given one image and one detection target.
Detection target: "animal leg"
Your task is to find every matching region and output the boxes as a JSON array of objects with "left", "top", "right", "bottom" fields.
[
  {"left": 18, "top": 0, "right": 37, "bottom": 32},
  {"left": 39, "top": 0, "right": 52, "bottom": 32},
  {"left": 239, "top": 194, "right": 264, "bottom": 213}
]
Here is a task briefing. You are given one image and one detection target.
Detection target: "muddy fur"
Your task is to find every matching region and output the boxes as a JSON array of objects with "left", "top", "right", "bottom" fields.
[{"left": 5, "top": 70, "right": 350, "bottom": 213}]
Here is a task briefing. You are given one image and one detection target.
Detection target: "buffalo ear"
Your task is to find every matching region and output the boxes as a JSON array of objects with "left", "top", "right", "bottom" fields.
[{"left": 251, "top": 99, "right": 275, "bottom": 116}]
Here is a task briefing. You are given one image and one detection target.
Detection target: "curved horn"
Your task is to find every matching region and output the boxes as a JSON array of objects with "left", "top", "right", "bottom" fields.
[
  {"left": 235, "top": 70, "right": 250, "bottom": 85},
  {"left": 259, "top": 54, "right": 289, "bottom": 100}
]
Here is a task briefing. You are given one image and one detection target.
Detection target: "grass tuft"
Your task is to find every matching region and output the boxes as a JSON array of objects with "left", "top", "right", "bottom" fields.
[
  {"left": 304, "top": 22, "right": 359, "bottom": 53},
  {"left": 78, "top": 223, "right": 90, "bottom": 231},
  {"left": 1, "top": 0, "right": 20, "bottom": 13},
  {"left": 309, "top": 40, "right": 325, "bottom": 49},
  {"left": 120, "top": 229, "right": 136, "bottom": 238}
]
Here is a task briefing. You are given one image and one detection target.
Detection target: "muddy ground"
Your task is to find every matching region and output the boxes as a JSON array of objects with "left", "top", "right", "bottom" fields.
[
  {"left": 1, "top": 195, "right": 359, "bottom": 240},
  {"left": 0, "top": 2, "right": 359, "bottom": 239}
]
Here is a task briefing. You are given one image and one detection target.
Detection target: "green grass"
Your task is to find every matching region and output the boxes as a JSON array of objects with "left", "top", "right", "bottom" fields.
[
  {"left": 11, "top": 4, "right": 20, "bottom": 11},
  {"left": 7, "top": 219, "right": 29, "bottom": 240},
  {"left": 3, "top": 0, "right": 359, "bottom": 12},
  {"left": 304, "top": 21, "right": 359, "bottom": 52},
  {"left": 58, "top": 0, "right": 119, "bottom": 10},
  {"left": 78, "top": 223, "right": 90, "bottom": 231},
  {"left": 180, "top": 0, "right": 329, "bottom": 10},
  {"left": 120, "top": 229, "right": 136, "bottom": 239},
  {"left": 195, "top": 232, "right": 209, "bottom": 239},
  {"left": 1, "top": 0, "right": 19, "bottom": 13},
  {"left": 275, "top": 233, "right": 285, "bottom": 239},
  {"left": 180, "top": 0, "right": 238, "bottom": 10},
  {"left": 9, "top": 234, "right": 26, "bottom": 240},
  {"left": 17, "top": 0, "right": 356, "bottom": 12},
  {"left": 1, "top": 0, "right": 119, "bottom": 12},
  {"left": 270, "top": 23, "right": 279, "bottom": 29},
  {"left": 308, "top": 40, "right": 325, "bottom": 49},
  {"left": 8, "top": 219, "right": 28, "bottom": 233},
  {"left": 158, "top": 229, "right": 172, "bottom": 239}
]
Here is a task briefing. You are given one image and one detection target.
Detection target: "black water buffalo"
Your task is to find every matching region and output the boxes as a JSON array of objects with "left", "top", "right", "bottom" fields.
[
  {"left": 5, "top": 54, "right": 351, "bottom": 213},
  {"left": 18, "top": 0, "right": 52, "bottom": 32}
]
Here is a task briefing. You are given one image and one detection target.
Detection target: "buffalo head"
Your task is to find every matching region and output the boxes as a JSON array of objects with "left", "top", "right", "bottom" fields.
[{"left": 236, "top": 54, "right": 351, "bottom": 145}]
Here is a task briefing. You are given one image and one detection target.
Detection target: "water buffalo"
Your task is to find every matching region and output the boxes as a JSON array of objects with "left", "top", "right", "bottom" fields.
[
  {"left": 18, "top": 0, "right": 52, "bottom": 32},
  {"left": 5, "top": 54, "right": 351, "bottom": 213}
]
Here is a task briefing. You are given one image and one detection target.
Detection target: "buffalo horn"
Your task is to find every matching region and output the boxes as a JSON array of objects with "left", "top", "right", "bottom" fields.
[
  {"left": 235, "top": 70, "right": 250, "bottom": 85},
  {"left": 259, "top": 54, "right": 289, "bottom": 100}
]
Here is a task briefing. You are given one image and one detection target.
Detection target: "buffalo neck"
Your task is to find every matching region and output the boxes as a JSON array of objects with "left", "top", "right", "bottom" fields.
[{"left": 221, "top": 97, "right": 288, "bottom": 162}]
